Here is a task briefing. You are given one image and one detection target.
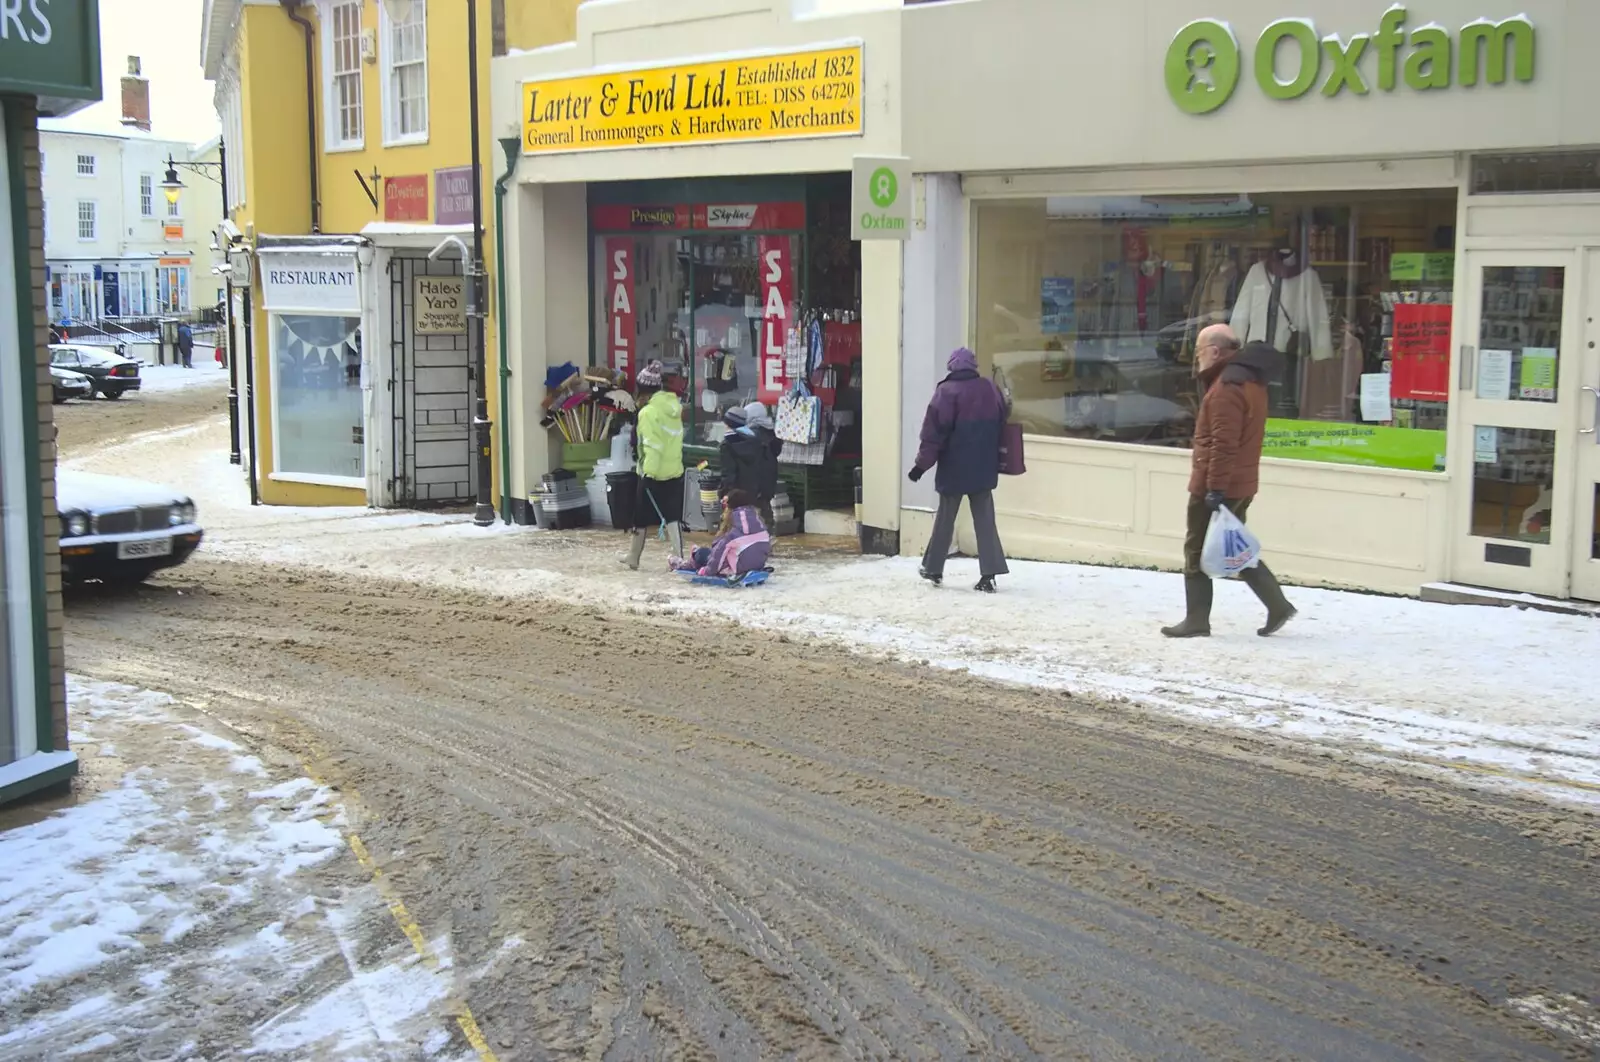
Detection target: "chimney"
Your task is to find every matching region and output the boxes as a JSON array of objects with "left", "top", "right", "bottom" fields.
[{"left": 120, "top": 56, "right": 151, "bottom": 132}]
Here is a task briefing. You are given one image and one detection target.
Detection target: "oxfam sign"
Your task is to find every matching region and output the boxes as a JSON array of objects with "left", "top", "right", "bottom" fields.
[{"left": 1166, "top": 8, "right": 1535, "bottom": 115}]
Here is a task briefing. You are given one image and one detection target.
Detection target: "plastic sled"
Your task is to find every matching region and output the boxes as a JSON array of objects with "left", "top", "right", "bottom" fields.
[{"left": 678, "top": 569, "right": 771, "bottom": 588}]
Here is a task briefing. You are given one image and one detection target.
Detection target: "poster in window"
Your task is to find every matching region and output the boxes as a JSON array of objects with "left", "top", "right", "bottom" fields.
[
  {"left": 603, "top": 238, "right": 635, "bottom": 386},
  {"left": 757, "top": 235, "right": 793, "bottom": 404},
  {"left": 1389, "top": 303, "right": 1451, "bottom": 400}
]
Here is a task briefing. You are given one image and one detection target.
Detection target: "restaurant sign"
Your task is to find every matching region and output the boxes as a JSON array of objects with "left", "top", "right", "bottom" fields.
[
  {"left": 0, "top": 0, "right": 101, "bottom": 113},
  {"left": 522, "top": 43, "right": 863, "bottom": 156}
]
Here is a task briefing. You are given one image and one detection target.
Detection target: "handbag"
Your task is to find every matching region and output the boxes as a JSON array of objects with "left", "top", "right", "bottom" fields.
[
  {"left": 999, "top": 422, "right": 1026, "bottom": 476},
  {"left": 1265, "top": 269, "right": 1303, "bottom": 359},
  {"left": 774, "top": 380, "right": 822, "bottom": 444},
  {"left": 778, "top": 438, "right": 826, "bottom": 465},
  {"left": 991, "top": 378, "right": 1025, "bottom": 476}
]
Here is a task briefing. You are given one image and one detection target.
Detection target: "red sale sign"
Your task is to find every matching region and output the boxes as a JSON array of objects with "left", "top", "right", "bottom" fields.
[
  {"left": 758, "top": 236, "right": 793, "bottom": 404},
  {"left": 604, "top": 238, "right": 635, "bottom": 385}
]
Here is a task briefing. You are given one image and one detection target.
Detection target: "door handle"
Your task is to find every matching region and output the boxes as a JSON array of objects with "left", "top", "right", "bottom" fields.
[{"left": 1583, "top": 385, "right": 1599, "bottom": 435}]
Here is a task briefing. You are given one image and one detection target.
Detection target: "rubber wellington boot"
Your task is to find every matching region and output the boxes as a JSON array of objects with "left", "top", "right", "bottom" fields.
[
  {"left": 1160, "top": 574, "right": 1214, "bottom": 638},
  {"left": 1240, "top": 563, "right": 1297, "bottom": 636},
  {"left": 623, "top": 530, "right": 647, "bottom": 571}
]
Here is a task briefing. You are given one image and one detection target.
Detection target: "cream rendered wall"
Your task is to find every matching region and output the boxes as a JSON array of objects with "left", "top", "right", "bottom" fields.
[
  {"left": 903, "top": 0, "right": 1599, "bottom": 173},
  {"left": 491, "top": 0, "right": 904, "bottom": 524}
]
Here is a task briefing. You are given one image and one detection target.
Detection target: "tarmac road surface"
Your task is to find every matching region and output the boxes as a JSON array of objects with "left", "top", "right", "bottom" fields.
[{"left": 64, "top": 557, "right": 1600, "bottom": 1061}]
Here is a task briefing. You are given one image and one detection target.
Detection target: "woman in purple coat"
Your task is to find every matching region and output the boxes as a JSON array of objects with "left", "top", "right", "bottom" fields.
[{"left": 909, "top": 348, "right": 1010, "bottom": 593}]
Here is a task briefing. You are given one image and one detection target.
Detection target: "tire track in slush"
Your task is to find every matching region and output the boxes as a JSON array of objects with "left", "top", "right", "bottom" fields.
[{"left": 63, "top": 562, "right": 1600, "bottom": 1060}]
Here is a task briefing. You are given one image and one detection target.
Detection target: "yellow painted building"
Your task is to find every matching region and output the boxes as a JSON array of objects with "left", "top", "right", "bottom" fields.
[{"left": 199, "top": 0, "right": 578, "bottom": 510}]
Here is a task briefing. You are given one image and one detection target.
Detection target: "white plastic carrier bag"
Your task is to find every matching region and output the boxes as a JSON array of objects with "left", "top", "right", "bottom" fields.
[{"left": 1199, "top": 506, "right": 1262, "bottom": 579}]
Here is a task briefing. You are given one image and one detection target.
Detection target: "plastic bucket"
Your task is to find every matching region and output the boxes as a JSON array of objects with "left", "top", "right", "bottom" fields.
[
  {"left": 559, "top": 440, "right": 610, "bottom": 485},
  {"left": 605, "top": 470, "right": 639, "bottom": 530}
]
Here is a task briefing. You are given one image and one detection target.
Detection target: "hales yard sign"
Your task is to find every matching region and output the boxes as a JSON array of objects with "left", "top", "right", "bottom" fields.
[{"left": 1167, "top": 7, "right": 1535, "bottom": 114}]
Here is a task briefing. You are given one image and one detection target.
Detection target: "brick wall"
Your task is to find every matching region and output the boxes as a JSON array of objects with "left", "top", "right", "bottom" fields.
[{"left": 14, "top": 100, "right": 66, "bottom": 751}]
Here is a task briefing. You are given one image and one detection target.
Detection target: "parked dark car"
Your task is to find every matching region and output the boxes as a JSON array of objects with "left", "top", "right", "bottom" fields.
[
  {"left": 50, "top": 365, "right": 93, "bottom": 403},
  {"left": 49, "top": 344, "right": 142, "bottom": 399},
  {"left": 57, "top": 470, "right": 203, "bottom": 584}
]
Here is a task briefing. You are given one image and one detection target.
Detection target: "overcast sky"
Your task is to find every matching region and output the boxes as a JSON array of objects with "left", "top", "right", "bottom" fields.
[{"left": 41, "top": 0, "right": 219, "bottom": 145}]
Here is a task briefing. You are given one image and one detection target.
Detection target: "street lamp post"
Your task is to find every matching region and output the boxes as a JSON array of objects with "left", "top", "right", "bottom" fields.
[
  {"left": 161, "top": 143, "right": 242, "bottom": 467},
  {"left": 465, "top": 0, "right": 495, "bottom": 527}
]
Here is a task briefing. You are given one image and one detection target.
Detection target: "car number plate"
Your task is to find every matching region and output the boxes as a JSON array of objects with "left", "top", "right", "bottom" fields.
[{"left": 117, "top": 537, "right": 173, "bottom": 560}]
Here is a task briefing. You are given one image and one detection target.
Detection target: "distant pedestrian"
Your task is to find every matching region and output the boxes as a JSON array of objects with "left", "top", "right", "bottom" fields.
[
  {"left": 1162, "top": 323, "right": 1297, "bottom": 638},
  {"left": 624, "top": 360, "right": 685, "bottom": 571},
  {"left": 909, "top": 347, "right": 1009, "bottom": 593},
  {"left": 176, "top": 322, "right": 194, "bottom": 368}
]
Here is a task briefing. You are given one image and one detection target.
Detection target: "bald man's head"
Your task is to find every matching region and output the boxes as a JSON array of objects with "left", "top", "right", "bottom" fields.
[{"left": 1195, "top": 323, "right": 1241, "bottom": 374}]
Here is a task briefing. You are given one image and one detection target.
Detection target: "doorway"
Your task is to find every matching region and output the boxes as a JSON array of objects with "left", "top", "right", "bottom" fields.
[{"left": 1451, "top": 249, "right": 1600, "bottom": 599}]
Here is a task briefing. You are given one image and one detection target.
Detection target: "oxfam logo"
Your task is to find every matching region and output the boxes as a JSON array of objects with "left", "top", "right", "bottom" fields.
[
  {"left": 1166, "top": 20, "right": 1242, "bottom": 115},
  {"left": 869, "top": 167, "right": 898, "bottom": 208}
]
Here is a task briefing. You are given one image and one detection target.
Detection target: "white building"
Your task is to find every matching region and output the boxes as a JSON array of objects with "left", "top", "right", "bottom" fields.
[{"left": 40, "top": 58, "right": 222, "bottom": 331}]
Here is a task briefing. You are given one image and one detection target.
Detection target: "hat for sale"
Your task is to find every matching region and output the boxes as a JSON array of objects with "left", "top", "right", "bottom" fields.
[{"left": 636, "top": 360, "right": 664, "bottom": 388}]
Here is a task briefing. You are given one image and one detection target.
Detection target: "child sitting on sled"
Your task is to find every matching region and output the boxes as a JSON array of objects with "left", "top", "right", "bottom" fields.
[{"left": 671, "top": 490, "right": 772, "bottom": 579}]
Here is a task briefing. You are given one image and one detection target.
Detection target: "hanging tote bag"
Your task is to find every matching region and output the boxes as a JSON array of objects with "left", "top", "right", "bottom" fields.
[
  {"left": 991, "top": 378, "right": 1025, "bottom": 476},
  {"left": 999, "top": 422, "right": 1027, "bottom": 476},
  {"left": 1199, "top": 507, "right": 1263, "bottom": 579},
  {"left": 775, "top": 380, "right": 822, "bottom": 444}
]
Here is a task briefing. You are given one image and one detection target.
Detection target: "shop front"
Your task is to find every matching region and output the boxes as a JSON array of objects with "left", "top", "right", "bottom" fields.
[
  {"left": 490, "top": 0, "right": 903, "bottom": 545},
  {"left": 252, "top": 239, "right": 369, "bottom": 504},
  {"left": 1, "top": 0, "right": 100, "bottom": 802},
  {"left": 247, "top": 230, "right": 477, "bottom": 509},
  {"left": 901, "top": 0, "right": 1600, "bottom": 599}
]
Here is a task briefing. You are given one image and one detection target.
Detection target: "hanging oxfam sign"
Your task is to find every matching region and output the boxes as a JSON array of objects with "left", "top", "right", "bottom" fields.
[{"left": 1165, "top": 8, "right": 1535, "bottom": 115}]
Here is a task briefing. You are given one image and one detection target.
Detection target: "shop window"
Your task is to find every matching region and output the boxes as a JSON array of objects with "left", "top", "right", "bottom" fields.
[
  {"left": 972, "top": 190, "right": 1458, "bottom": 472},
  {"left": 273, "top": 314, "right": 364, "bottom": 479},
  {"left": 156, "top": 266, "right": 188, "bottom": 313},
  {"left": 1472, "top": 151, "right": 1600, "bottom": 195},
  {"left": 592, "top": 230, "right": 806, "bottom": 448}
]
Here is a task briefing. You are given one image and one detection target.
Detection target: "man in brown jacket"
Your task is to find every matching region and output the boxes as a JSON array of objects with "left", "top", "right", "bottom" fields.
[{"left": 1162, "top": 323, "right": 1297, "bottom": 638}]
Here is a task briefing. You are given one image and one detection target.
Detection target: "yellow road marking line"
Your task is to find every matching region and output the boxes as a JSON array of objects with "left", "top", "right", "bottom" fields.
[{"left": 301, "top": 766, "right": 502, "bottom": 1062}]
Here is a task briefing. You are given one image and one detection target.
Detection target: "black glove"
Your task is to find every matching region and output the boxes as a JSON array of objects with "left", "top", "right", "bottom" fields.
[
  {"left": 1203, "top": 490, "right": 1226, "bottom": 513},
  {"left": 908, "top": 466, "right": 926, "bottom": 483}
]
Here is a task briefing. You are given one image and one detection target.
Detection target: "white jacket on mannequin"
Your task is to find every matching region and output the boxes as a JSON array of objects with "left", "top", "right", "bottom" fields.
[{"left": 1230, "top": 260, "right": 1334, "bottom": 361}]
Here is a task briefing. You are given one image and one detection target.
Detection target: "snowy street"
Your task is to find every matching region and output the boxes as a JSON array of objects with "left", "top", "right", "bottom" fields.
[{"left": 7, "top": 375, "right": 1599, "bottom": 1058}]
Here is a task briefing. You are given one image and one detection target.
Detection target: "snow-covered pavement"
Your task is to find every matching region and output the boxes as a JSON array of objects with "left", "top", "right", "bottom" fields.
[
  {"left": 0, "top": 678, "right": 473, "bottom": 1061},
  {"left": 79, "top": 412, "right": 1600, "bottom": 807}
]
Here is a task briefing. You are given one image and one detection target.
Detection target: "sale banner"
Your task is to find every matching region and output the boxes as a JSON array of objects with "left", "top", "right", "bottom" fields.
[
  {"left": 603, "top": 238, "right": 635, "bottom": 385},
  {"left": 1390, "top": 303, "right": 1452, "bottom": 401},
  {"left": 757, "top": 236, "right": 793, "bottom": 404}
]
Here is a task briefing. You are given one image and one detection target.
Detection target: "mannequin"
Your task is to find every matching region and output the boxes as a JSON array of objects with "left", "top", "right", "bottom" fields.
[{"left": 1230, "top": 246, "right": 1334, "bottom": 362}]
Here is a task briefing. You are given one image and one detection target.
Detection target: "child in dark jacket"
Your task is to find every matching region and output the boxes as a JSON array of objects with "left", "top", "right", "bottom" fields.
[
  {"left": 719, "top": 404, "right": 782, "bottom": 527},
  {"left": 671, "top": 490, "right": 772, "bottom": 578}
]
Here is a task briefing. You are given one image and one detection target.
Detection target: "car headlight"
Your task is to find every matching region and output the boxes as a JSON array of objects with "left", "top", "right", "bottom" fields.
[
  {"left": 169, "top": 501, "right": 196, "bottom": 526},
  {"left": 64, "top": 512, "right": 89, "bottom": 537}
]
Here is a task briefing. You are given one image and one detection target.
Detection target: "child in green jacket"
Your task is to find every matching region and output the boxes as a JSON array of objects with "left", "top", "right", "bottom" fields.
[{"left": 625, "top": 360, "right": 686, "bottom": 570}]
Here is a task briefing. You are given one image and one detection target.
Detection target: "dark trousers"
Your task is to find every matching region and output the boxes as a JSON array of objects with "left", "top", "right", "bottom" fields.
[
  {"left": 922, "top": 490, "right": 1009, "bottom": 578},
  {"left": 1183, "top": 494, "right": 1253, "bottom": 575}
]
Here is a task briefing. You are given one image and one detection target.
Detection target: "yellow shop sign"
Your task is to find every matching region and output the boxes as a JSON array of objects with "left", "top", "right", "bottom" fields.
[{"left": 521, "top": 44, "right": 863, "bottom": 156}]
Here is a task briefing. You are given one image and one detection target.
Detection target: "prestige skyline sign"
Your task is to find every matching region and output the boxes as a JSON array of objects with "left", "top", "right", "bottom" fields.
[{"left": 1166, "top": 7, "right": 1535, "bottom": 114}]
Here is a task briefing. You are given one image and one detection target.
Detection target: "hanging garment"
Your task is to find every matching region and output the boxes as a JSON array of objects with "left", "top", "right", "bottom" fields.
[{"left": 1230, "top": 258, "right": 1334, "bottom": 361}]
